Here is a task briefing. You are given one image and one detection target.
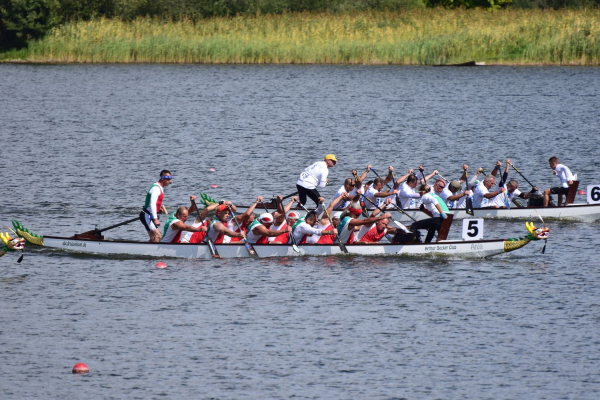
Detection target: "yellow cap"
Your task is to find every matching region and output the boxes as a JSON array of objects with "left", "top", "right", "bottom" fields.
[{"left": 325, "top": 154, "right": 338, "bottom": 162}]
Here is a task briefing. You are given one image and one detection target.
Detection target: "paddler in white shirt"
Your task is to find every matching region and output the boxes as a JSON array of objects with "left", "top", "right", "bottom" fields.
[
  {"left": 332, "top": 177, "right": 357, "bottom": 210},
  {"left": 306, "top": 194, "right": 346, "bottom": 244},
  {"left": 140, "top": 169, "right": 172, "bottom": 242},
  {"left": 544, "top": 155, "right": 575, "bottom": 207},
  {"left": 296, "top": 154, "right": 337, "bottom": 207},
  {"left": 398, "top": 174, "right": 422, "bottom": 209},
  {"left": 473, "top": 175, "right": 506, "bottom": 208}
]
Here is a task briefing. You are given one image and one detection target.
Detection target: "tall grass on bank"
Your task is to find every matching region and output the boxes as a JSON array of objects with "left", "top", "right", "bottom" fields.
[{"left": 10, "top": 9, "right": 600, "bottom": 65}]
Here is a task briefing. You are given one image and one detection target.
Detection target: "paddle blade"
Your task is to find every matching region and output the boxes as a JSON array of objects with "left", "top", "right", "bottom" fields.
[
  {"left": 339, "top": 242, "right": 348, "bottom": 254},
  {"left": 466, "top": 197, "right": 475, "bottom": 216},
  {"left": 17, "top": 252, "right": 24, "bottom": 263},
  {"left": 542, "top": 241, "right": 547, "bottom": 254},
  {"left": 292, "top": 244, "right": 300, "bottom": 253}
]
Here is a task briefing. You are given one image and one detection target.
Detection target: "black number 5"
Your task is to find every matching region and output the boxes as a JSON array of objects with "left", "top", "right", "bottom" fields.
[{"left": 467, "top": 220, "right": 479, "bottom": 237}]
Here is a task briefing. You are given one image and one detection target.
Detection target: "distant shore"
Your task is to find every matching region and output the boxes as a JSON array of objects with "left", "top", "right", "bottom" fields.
[{"left": 2, "top": 9, "right": 599, "bottom": 65}]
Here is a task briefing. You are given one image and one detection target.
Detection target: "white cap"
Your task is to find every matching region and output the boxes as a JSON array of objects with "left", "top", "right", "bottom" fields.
[
  {"left": 332, "top": 211, "right": 342, "bottom": 219},
  {"left": 259, "top": 213, "right": 274, "bottom": 224},
  {"left": 288, "top": 211, "right": 300, "bottom": 220}
]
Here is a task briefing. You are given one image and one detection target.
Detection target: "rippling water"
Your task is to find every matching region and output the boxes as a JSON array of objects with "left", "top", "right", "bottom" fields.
[{"left": 1, "top": 64, "right": 600, "bottom": 399}]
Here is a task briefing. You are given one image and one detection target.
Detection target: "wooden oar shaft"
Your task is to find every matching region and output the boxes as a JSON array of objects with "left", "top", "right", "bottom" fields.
[
  {"left": 98, "top": 216, "right": 140, "bottom": 233},
  {"left": 510, "top": 164, "right": 537, "bottom": 188}
]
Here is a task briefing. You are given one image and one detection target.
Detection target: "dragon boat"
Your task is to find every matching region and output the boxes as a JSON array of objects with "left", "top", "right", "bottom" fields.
[
  {"left": 4, "top": 220, "right": 549, "bottom": 260},
  {"left": 238, "top": 182, "right": 600, "bottom": 222}
]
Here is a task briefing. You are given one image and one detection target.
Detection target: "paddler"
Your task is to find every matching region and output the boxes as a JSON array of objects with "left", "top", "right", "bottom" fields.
[
  {"left": 140, "top": 170, "right": 173, "bottom": 242},
  {"left": 472, "top": 175, "right": 506, "bottom": 208},
  {"left": 245, "top": 213, "right": 292, "bottom": 244},
  {"left": 296, "top": 154, "right": 337, "bottom": 207},
  {"left": 205, "top": 204, "right": 245, "bottom": 244},
  {"left": 269, "top": 195, "right": 299, "bottom": 244},
  {"left": 363, "top": 167, "right": 398, "bottom": 211},
  {"left": 488, "top": 159, "right": 538, "bottom": 208},
  {"left": 291, "top": 210, "right": 337, "bottom": 244},
  {"left": 543, "top": 156, "right": 575, "bottom": 207},
  {"left": 408, "top": 184, "right": 448, "bottom": 243},
  {"left": 337, "top": 200, "right": 391, "bottom": 245},
  {"left": 180, "top": 202, "right": 220, "bottom": 244},
  {"left": 228, "top": 196, "right": 263, "bottom": 242},
  {"left": 160, "top": 203, "right": 208, "bottom": 244},
  {"left": 306, "top": 194, "right": 346, "bottom": 244}
]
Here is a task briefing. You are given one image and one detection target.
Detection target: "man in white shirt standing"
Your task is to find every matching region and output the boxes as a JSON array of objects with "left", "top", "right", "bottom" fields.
[
  {"left": 297, "top": 154, "right": 337, "bottom": 207},
  {"left": 544, "top": 156, "right": 574, "bottom": 207}
]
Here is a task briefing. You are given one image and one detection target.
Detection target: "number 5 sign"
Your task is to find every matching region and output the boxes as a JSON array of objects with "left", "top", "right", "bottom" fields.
[
  {"left": 462, "top": 219, "right": 484, "bottom": 241},
  {"left": 587, "top": 185, "right": 600, "bottom": 204}
]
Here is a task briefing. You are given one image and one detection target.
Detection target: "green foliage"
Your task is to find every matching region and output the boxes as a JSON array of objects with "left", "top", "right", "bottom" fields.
[
  {"left": 58, "top": 0, "right": 116, "bottom": 21},
  {"left": 425, "top": 0, "right": 513, "bottom": 8},
  {"left": 0, "top": 0, "right": 60, "bottom": 47}
]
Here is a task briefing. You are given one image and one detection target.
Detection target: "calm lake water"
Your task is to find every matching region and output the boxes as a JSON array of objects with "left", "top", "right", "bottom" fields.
[{"left": 1, "top": 64, "right": 600, "bottom": 399}]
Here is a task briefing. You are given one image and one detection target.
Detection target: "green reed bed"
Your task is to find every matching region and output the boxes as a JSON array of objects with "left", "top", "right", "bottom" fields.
[{"left": 12, "top": 9, "right": 600, "bottom": 65}]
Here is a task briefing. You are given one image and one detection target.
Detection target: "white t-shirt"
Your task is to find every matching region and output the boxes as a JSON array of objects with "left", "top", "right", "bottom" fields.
[
  {"left": 297, "top": 161, "right": 329, "bottom": 189},
  {"left": 332, "top": 185, "right": 356, "bottom": 210},
  {"left": 306, "top": 222, "right": 331, "bottom": 243},
  {"left": 292, "top": 221, "right": 324, "bottom": 243},
  {"left": 555, "top": 164, "right": 574, "bottom": 188},
  {"left": 398, "top": 182, "right": 420, "bottom": 209},
  {"left": 473, "top": 182, "right": 490, "bottom": 208},
  {"left": 363, "top": 185, "right": 380, "bottom": 210},
  {"left": 421, "top": 193, "right": 441, "bottom": 218}
]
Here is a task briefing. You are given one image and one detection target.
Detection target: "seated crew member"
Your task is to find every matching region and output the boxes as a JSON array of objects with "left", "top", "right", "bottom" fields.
[
  {"left": 269, "top": 195, "right": 299, "bottom": 244},
  {"left": 245, "top": 213, "right": 291, "bottom": 244},
  {"left": 140, "top": 169, "right": 173, "bottom": 243},
  {"left": 364, "top": 173, "right": 399, "bottom": 211},
  {"left": 180, "top": 202, "right": 220, "bottom": 243},
  {"left": 206, "top": 204, "right": 245, "bottom": 244},
  {"left": 228, "top": 196, "right": 263, "bottom": 242},
  {"left": 398, "top": 174, "right": 422, "bottom": 209},
  {"left": 356, "top": 204, "right": 398, "bottom": 243},
  {"left": 446, "top": 180, "right": 471, "bottom": 209},
  {"left": 332, "top": 177, "right": 357, "bottom": 210},
  {"left": 408, "top": 184, "right": 449, "bottom": 243},
  {"left": 291, "top": 211, "right": 337, "bottom": 244},
  {"left": 160, "top": 205, "right": 208, "bottom": 244},
  {"left": 543, "top": 156, "right": 574, "bottom": 207},
  {"left": 488, "top": 159, "right": 537, "bottom": 208},
  {"left": 306, "top": 194, "right": 346, "bottom": 244},
  {"left": 416, "top": 166, "right": 439, "bottom": 185},
  {"left": 337, "top": 200, "right": 392, "bottom": 245},
  {"left": 472, "top": 175, "right": 506, "bottom": 208},
  {"left": 296, "top": 154, "right": 337, "bottom": 207}
]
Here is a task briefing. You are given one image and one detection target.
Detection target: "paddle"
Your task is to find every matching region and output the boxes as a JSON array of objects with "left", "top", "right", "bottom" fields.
[
  {"left": 76, "top": 216, "right": 140, "bottom": 239},
  {"left": 508, "top": 162, "right": 537, "bottom": 189},
  {"left": 226, "top": 205, "right": 258, "bottom": 257},
  {"left": 192, "top": 200, "right": 219, "bottom": 258},
  {"left": 323, "top": 207, "right": 348, "bottom": 254},
  {"left": 276, "top": 197, "right": 300, "bottom": 253},
  {"left": 370, "top": 167, "right": 394, "bottom": 191},
  {"left": 464, "top": 168, "right": 475, "bottom": 216}
]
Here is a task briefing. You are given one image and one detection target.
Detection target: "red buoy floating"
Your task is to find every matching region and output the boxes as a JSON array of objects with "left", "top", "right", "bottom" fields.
[
  {"left": 209, "top": 168, "right": 216, "bottom": 172},
  {"left": 211, "top": 184, "right": 218, "bottom": 188},
  {"left": 578, "top": 190, "right": 585, "bottom": 195},
  {"left": 72, "top": 362, "right": 89, "bottom": 374},
  {"left": 155, "top": 262, "right": 167, "bottom": 269}
]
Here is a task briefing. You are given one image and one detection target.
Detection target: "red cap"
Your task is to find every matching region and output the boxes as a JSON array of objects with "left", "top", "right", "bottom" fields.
[{"left": 216, "top": 204, "right": 228, "bottom": 213}]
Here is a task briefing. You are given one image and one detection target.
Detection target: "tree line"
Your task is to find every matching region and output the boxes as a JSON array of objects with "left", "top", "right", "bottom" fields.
[{"left": 1, "top": 0, "right": 598, "bottom": 49}]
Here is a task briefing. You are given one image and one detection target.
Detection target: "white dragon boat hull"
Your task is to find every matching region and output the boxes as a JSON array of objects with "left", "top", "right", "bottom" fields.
[{"left": 39, "top": 236, "right": 532, "bottom": 259}]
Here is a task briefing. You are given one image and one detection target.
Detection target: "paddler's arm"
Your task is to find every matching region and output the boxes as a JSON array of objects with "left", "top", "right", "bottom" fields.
[
  {"left": 272, "top": 195, "right": 297, "bottom": 220},
  {"left": 375, "top": 189, "right": 399, "bottom": 198},
  {"left": 491, "top": 160, "right": 502, "bottom": 178},
  {"left": 171, "top": 220, "right": 207, "bottom": 233},
  {"left": 198, "top": 203, "right": 219, "bottom": 222},
  {"left": 383, "top": 166, "right": 394, "bottom": 186},
  {"left": 349, "top": 213, "right": 391, "bottom": 228},
  {"left": 459, "top": 165, "right": 468, "bottom": 184},
  {"left": 213, "top": 221, "right": 243, "bottom": 238},
  {"left": 484, "top": 186, "right": 506, "bottom": 199},
  {"left": 238, "top": 196, "right": 263, "bottom": 223},
  {"left": 188, "top": 195, "right": 198, "bottom": 214},
  {"left": 394, "top": 169, "right": 413, "bottom": 189},
  {"left": 253, "top": 224, "right": 292, "bottom": 237}
]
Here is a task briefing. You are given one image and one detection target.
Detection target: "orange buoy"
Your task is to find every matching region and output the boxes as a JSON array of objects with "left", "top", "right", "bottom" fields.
[
  {"left": 72, "top": 363, "right": 89, "bottom": 373},
  {"left": 211, "top": 184, "right": 218, "bottom": 188},
  {"left": 155, "top": 262, "right": 167, "bottom": 269},
  {"left": 578, "top": 190, "right": 585, "bottom": 195}
]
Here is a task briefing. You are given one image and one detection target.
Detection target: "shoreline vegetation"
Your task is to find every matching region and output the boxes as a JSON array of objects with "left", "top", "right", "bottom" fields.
[{"left": 1, "top": 9, "right": 599, "bottom": 65}]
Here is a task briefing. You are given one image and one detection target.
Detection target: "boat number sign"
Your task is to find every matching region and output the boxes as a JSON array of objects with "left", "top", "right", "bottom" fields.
[
  {"left": 587, "top": 185, "right": 600, "bottom": 204},
  {"left": 462, "top": 219, "right": 484, "bottom": 241}
]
